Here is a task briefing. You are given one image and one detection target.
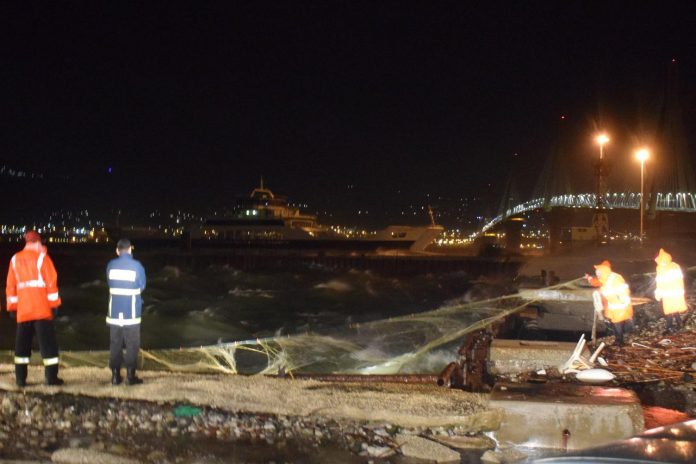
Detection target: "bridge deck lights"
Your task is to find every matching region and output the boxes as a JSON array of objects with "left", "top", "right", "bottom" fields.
[{"left": 635, "top": 148, "right": 650, "bottom": 242}]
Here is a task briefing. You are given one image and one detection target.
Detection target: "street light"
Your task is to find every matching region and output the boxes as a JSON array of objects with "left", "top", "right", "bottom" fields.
[
  {"left": 594, "top": 134, "right": 610, "bottom": 198},
  {"left": 595, "top": 134, "right": 609, "bottom": 159},
  {"left": 592, "top": 134, "right": 610, "bottom": 243},
  {"left": 635, "top": 148, "right": 650, "bottom": 242}
]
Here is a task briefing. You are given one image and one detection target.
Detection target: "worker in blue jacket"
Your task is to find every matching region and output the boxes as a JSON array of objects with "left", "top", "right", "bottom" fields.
[{"left": 106, "top": 238, "right": 146, "bottom": 385}]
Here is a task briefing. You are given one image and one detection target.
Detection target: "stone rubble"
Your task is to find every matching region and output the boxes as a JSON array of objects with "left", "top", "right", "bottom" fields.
[{"left": 0, "top": 390, "right": 494, "bottom": 463}]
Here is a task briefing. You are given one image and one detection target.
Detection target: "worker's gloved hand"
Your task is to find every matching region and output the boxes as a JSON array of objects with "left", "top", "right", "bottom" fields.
[
  {"left": 52, "top": 308, "right": 59, "bottom": 318},
  {"left": 9, "top": 312, "right": 15, "bottom": 319}
]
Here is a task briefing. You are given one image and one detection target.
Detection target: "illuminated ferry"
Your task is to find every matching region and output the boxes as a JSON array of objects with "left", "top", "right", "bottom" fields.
[{"left": 192, "top": 181, "right": 443, "bottom": 252}]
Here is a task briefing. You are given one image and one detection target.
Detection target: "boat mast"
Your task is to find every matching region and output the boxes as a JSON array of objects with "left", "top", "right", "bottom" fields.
[{"left": 428, "top": 205, "right": 436, "bottom": 226}]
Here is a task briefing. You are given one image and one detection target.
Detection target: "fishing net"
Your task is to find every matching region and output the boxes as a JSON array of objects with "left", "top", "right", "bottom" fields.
[
  {"left": 8, "top": 266, "right": 685, "bottom": 377},
  {"left": 2, "top": 281, "right": 572, "bottom": 375},
  {"left": 175, "top": 264, "right": 690, "bottom": 375}
]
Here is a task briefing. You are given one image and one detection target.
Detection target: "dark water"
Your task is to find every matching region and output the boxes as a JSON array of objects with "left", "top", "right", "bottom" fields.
[{"left": 0, "top": 246, "right": 478, "bottom": 352}]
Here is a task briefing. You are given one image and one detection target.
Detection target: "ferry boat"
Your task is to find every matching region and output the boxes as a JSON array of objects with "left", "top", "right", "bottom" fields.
[{"left": 191, "top": 181, "right": 444, "bottom": 252}]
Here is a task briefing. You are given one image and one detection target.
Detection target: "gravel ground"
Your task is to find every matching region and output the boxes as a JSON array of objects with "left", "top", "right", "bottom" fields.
[
  {"left": 0, "top": 366, "right": 498, "bottom": 463},
  {"left": 0, "top": 366, "right": 493, "bottom": 429}
]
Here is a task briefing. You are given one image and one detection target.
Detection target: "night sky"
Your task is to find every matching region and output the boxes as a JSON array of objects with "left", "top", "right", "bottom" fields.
[{"left": 1, "top": 1, "right": 695, "bottom": 226}]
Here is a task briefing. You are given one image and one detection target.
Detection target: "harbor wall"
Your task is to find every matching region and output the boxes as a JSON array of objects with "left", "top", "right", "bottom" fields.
[{"left": 174, "top": 251, "right": 524, "bottom": 276}]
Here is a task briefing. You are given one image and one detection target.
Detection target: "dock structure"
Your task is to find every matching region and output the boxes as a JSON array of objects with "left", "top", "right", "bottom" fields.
[{"left": 176, "top": 250, "right": 524, "bottom": 276}]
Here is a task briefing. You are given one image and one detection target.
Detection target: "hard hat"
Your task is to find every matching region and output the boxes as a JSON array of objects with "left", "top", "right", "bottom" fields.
[{"left": 593, "top": 260, "right": 612, "bottom": 271}]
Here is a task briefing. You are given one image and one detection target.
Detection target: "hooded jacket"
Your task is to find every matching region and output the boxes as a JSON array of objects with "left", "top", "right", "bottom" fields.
[
  {"left": 588, "top": 261, "right": 633, "bottom": 323},
  {"left": 655, "top": 249, "right": 687, "bottom": 315},
  {"left": 5, "top": 244, "right": 61, "bottom": 323}
]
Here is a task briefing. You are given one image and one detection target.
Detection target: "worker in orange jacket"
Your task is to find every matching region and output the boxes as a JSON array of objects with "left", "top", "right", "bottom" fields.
[
  {"left": 586, "top": 260, "right": 633, "bottom": 346},
  {"left": 5, "top": 230, "right": 63, "bottom": 386},
  {"left": 654, "top": 248, "right": 688, "bottom": 333}
]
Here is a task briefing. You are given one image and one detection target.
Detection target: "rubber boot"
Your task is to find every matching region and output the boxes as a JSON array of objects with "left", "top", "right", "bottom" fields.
[
  {"left": 125, "top": 368, "right": 143, "bottom": 386},
  {"left": 45, "top": 365, "right": 64, "bottom": 386},
  {"left": 111, "top": 368, "right": 123, "bottom": 385},
  {"left": 665, "top": 316, "right": 674, "bottom": 335},
  {"left": 15, "top": 364, "right": 27, "bottom": 388}
]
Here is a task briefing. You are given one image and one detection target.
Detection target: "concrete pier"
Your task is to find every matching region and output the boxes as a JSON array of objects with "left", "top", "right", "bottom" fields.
[
  {"left": 488, "top": 339, "right": 590, "bottom": 375},
  {"left": 489, "top": 382, "right": 644, "bottom": 450},
  {"left": 517, "top": 287, "right": 597, "bottom": 332}
]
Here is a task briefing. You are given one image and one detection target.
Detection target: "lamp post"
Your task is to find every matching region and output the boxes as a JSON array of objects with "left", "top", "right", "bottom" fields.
[
  {"left": 635, "top": 148, "right": 650, "bottom": 242},
  {"left": 593, "top": 134, "right": 610, "bottom": 242}
]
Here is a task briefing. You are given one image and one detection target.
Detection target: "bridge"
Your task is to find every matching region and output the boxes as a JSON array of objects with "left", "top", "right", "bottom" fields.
[
  {"left": 481, "top": 192, "right": 696, "bottom": 235},
  {"left": 474, "top": 62, "right": 696, "bottom": 243}
]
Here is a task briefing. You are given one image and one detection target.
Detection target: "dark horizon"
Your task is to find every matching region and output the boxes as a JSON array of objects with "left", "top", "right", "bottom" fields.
[{"left": 2, "top": 1, "right": 695, "bottom": 227}]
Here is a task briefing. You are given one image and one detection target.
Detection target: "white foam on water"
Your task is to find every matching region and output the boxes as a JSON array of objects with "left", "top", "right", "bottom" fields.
[
  {"left": 398, "top": 349, "right": 458, "bottom": 374},
  {"left": 161, "top": 265, "right": 182, "bottom": 278},
  {"left": 79, "top": 280, "right": 102, "bottom": 288},
  {"left": 349, "top": 347, "right": 389, "bottom": 362},
  {"left": 228, "top": 287, "right": 275, "bottom": 298},
  {"left": 189, "top": 306, "right": 219, "bottom": 317},
  {"left": 365, "top": 281, "right": 377, "bottom": 296},
  {"left": 314, "top": 280, "right": 352, "bottom": 292}
]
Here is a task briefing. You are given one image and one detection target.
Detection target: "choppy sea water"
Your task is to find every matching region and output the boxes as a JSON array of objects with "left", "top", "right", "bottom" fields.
[{"left": 0, "top": 247, "right": 497, "bottom": 359}]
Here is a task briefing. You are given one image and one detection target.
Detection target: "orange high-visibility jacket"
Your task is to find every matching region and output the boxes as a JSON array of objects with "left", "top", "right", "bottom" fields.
[
  {"left": 589, "top": 272, "right": 633, "bottom": 323},
  {"left": 655, "top": 261, "right": 687, "bottom": 315},
  {"left": 6, "top": 247, "right": 61, "bottom": 323}
]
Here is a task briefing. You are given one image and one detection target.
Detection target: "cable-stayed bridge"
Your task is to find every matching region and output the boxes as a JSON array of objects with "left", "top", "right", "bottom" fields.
[
  {"left": 481, "top": 192, "right": 696, "bottom": 235},
  {"left": 476, "top": 61, "right": 696, "bottom": 245}
]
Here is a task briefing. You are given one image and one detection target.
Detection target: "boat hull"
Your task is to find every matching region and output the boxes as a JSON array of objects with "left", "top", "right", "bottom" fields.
[
  {"left": 189, "top": 237, "right": 417, "bottom": 251},
  {"left": 189, "top": 225, "right": 444, "bottom": 252}
]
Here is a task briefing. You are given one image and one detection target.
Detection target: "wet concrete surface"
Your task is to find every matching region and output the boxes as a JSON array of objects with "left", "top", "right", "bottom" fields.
[{"left": 489, "top": 382, "right": 644, "bottom": 450}]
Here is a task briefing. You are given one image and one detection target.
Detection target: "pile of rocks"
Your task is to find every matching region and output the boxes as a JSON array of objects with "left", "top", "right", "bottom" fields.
[{"left": 0, "top": 391, "right": 493, "bottom": 463}]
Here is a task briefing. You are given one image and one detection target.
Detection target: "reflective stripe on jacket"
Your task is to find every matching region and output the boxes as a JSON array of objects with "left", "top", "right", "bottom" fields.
[
  {"left": 589, "top": 272, "right": 633, "bottom": 323},
  {"left": 106, "top": 254, "right": 146, "bottom": 326},
  {"left": 655, "top": 262, "right": 687, "bottom": 315},
  {"left": 5, "top": 248, "right": 61, "bottom": 322}
]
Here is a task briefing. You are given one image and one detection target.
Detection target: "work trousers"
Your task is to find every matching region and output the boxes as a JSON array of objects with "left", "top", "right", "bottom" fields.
[
  {"left": 15, "top": 319, "right": 60, "bottom": 383},
  {"left": 610, "top": 319, "right": 633, "bottom": 346},
  {"left": 665, "top": 313, "right": 683, "bottom": 332},
  {"left": 109, "top": 324, "right": 140, "bottom": 370}
]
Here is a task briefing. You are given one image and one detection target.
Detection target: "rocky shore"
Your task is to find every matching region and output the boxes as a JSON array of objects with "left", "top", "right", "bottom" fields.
[
  {"left": 0, "top": 390, "right": 394, "bottom": 462},
  {"left": 0, "top": 367, "right": 498, "bottom": 463}
]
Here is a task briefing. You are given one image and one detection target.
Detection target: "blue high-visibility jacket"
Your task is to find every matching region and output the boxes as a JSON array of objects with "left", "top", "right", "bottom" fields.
[{"left": 106, "top": 253, "right": 146, "bottom": 326}]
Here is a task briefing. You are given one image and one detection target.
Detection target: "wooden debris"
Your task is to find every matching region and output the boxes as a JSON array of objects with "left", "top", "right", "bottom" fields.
[{"left": 600, "top": 325, "right": 696, "bottom": 385}]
